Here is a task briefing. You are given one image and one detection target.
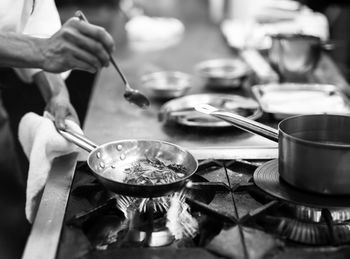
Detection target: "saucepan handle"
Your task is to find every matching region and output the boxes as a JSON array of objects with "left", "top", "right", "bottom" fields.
[
  {"left": 58, "top": 128, "right": 98, "bottom": 152},
  {"left": 195, "top": 104, "right": 279, "bottom": 142}
]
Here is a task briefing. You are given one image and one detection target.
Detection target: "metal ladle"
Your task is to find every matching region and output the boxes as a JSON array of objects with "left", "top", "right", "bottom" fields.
[{"left": 76, "top": 10, "right": 150, "bottom": 109}]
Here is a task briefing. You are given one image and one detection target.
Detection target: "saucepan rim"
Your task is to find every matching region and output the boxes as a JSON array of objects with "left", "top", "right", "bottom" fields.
[{"left": 278, "top": 114, "right": 350, "bottom": 149}]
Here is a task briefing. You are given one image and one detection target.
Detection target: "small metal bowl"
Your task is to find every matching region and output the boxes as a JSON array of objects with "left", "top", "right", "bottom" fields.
[
  {"left": 268, "top": 33, "right": 322, "bottom": 79},
  {"left": 141, "top": 71, "right": 192, "bottom": 99},
  {"left": 195, "top": 59, "right": 250, "bottom": 89}
]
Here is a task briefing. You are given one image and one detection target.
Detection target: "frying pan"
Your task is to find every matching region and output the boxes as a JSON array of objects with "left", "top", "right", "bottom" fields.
[
  {"left": 196, "top": 104, "right": 350, "bottom": 195},
  {"left": 58, "top": 129, "right": 229, "bottom": 198}
]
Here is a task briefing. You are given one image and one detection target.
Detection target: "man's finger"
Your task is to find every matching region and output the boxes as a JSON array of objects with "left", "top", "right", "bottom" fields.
[
  {"left": 66, "top": 105, "right": 80, "bottom": 126},
  {"left": 54, "top": 108, "right": 67, "bottom": 130},
  {"left": 68, "top": 18, "right": 115, "bottom": 53},
  {"left": 62, "top": 29, "right": 110, "bottom": 67},
  {"left": 66, "top": 43, "right": 101, "bottom": 72}
]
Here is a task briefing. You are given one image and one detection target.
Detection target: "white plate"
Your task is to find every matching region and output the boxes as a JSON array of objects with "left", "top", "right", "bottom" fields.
[{"left": 252, "top": 83, "right": 350, "bottom": 119}]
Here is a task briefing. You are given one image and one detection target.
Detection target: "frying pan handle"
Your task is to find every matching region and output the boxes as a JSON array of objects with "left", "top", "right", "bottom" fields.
[
  {"left": 58, "top": 128, "right": 98, "bottom": 152},
  {"left": 195, "top": 104, "right": 279, "bottom": 142}
]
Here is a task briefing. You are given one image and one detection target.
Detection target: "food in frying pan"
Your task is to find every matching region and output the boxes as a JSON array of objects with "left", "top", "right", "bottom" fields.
[{"left": 104, "top": 158, "right": 187, "bottom": 185}]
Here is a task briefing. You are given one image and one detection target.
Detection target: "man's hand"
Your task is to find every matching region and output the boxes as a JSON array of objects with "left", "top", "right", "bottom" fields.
[
  {"left": 38, "top": 18, "right": 115, "bottom": 73},
  {"left": 34, "top": 71, "right": 80, "bottom": 129},
  {"left": 45, "top": 93, "right": 79, "bottom": 129}
]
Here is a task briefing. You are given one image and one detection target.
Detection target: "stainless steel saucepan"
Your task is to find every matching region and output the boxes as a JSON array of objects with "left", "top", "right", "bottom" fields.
[
  {"left": 58, "top": 129, "right": 229, "bottom": 198},
  {"left": 196, "top": 104, "right": 350, "bottom": 195}
]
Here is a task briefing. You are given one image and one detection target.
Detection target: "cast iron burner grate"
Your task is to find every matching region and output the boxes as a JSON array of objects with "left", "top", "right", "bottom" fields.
[
  {"left": 65, "top": 160, "right": 230, "bottom": 250},
  {"left": 61, "top": 159, "right": 350, "bottom": 259}
]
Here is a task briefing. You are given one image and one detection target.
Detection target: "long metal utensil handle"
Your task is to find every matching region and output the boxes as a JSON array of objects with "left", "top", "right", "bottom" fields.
[
  {"left": 75, "top": 10, "right": 129, "bottom": 87},
  {"left": 58, "top": 128, "right": 98, "bottom": 152},
  {"left": 195, "top": 104, "right": 279, "bottom": 142},
  {"left": 109, "top": 56, "right": 129, "bottom": 86}
]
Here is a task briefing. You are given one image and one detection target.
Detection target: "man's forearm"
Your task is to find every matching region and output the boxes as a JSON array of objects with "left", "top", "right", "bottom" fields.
[
  {"left": 33, "top": 71, "right": 69, "bottom": 103},
  {"left": 0, "top": 32, "right": 44, "bottom": 69},
  {"left": 0, "top": 16, "right": 115, "bottom": 73},
  {"left": 33, "top": 71, "right": 80, "bottom": 128}
]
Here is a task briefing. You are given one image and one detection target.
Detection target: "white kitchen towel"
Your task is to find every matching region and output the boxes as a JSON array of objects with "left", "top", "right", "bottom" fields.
[{"left": 18, "top": 112, "right": 83, "bottom": 223}]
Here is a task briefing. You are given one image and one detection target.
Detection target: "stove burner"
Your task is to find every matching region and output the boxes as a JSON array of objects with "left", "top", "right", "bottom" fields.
[
  {"left": 251, "top": 159, "right": 350, "bottom": 246},
  {"left": 69, "top": 167, "right": 222, "bottom": 249},
  {"left": 289, "top": 205, "right": 350, "bottom": 223},
  {"left": 253, "top": 160, "right": 350, "bottom": 208},
  {"left": 277, "top": 217, "right": 331, "bottom": 245},
  {"left": 125, "top": 206, "right": 175, "bottom": 247},
  {"left": 126, "top": 229, "right": 174, "bottom": 247},
  {"left": 274, "top": 216, "right": 350, "bottom": 245}
]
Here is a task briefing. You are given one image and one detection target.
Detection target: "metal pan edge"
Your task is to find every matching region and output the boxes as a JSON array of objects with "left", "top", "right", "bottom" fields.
[{"left": 253, "top": 159, "right": 350, "bottom": 208}]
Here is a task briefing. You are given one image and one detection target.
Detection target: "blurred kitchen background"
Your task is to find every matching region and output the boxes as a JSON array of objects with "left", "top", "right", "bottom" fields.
[
  {"left": 52, "top": 0, "right": 350, "bottom": 145},
  {"left": 54, "top": 0, "right": 350, "bottom": 130},
  {"left": 56, "top": 0, "right": 350, "bottom": 81}
]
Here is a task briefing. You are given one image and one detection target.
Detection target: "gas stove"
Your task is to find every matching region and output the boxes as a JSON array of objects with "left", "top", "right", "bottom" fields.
[{"left": 22, "top": 148, "right": 350, "bottom": 259}]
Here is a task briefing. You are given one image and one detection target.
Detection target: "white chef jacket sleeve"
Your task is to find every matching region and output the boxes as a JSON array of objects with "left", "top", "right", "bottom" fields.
[{"left": 14, "top": 0, "right": 70, "bottom": 83}]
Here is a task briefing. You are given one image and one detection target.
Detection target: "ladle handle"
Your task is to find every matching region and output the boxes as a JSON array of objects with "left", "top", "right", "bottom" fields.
[
  {"left": 195, "top": 104, "right": 279, "bottom": 142},
  {"left": 58, "top": 128, "right": 98, "bottom": 152},
  {"left": 109, "top": 56, "right": 129, "bottom": 87}
]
